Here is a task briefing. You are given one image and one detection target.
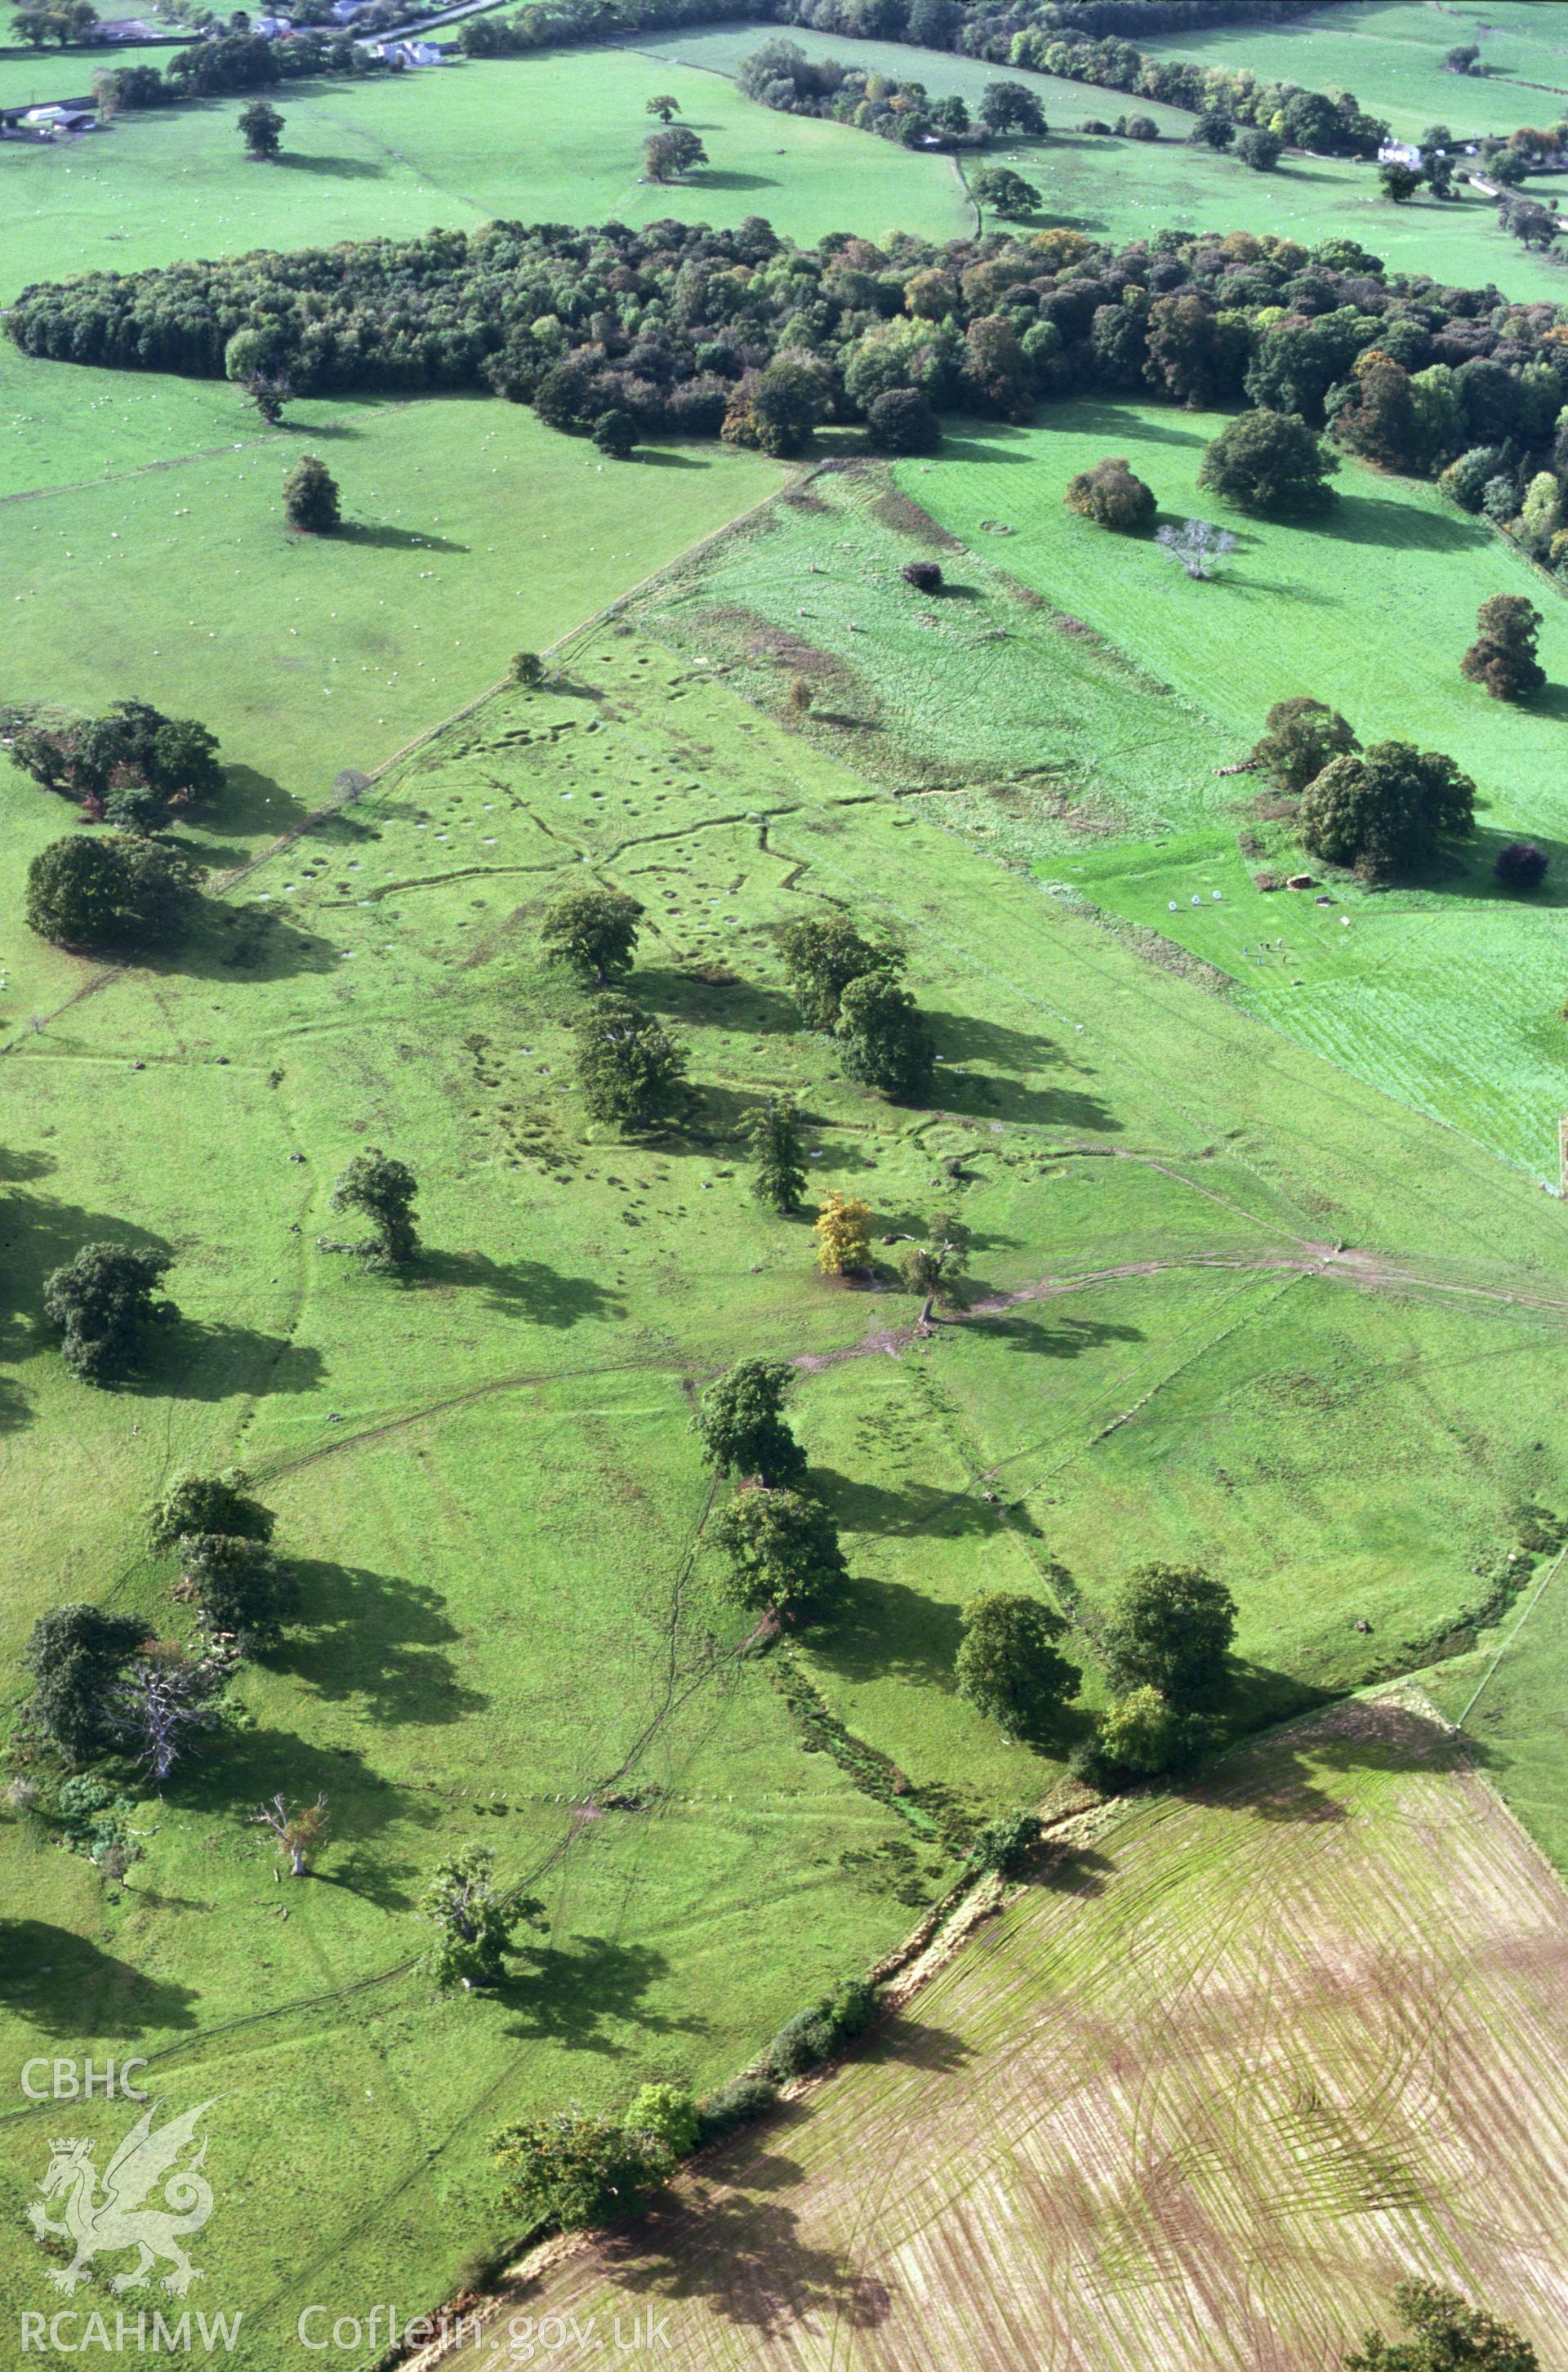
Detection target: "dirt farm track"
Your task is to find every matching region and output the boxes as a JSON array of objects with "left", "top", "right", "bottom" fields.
[{"left": 439, "top": 1689, "right": 1568, "bottom": 2372}]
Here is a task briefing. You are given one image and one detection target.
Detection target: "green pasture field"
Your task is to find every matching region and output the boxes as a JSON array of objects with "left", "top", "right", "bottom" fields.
[
  {"left": 0, "top": 378, "right": 787, "bottom": 832},
  {"left": 631, "top": 20, "right": 1568, "bottom": 301},
  {"left": 881, "top": 401, "right": 1568, "bottom": 1181},
  {"left": 0, "top": 44, "right": 969, "bottom": 305},
  {"left": 5, "top": 613, "right": 1568, "bottom": 2356},
  {"left": 1141, "top": 1, "right": 1568, "bottom": 145},
  {"left": 494, "top": 1689, "right": 1568, "bottom": 2371},
  {"left": 0, "top": 39, "right": 185, "bottom": 111}
]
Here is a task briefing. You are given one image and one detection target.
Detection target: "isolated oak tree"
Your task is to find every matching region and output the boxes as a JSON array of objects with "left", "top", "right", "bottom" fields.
[
  {"left": 969, "top": 166, "right": 1041, "bottom": 221},
  {"left": 1102, "top": 1563, "right": 1236, "bottom": 1710},
  {"left": 644, "top": 125, "right": 706, "bottom": 183},
  {"left": 1063, "top": 455, "right": 1156, "bottom": 531},
  {"left": 645, "top": 92, "right": 681, "bottom": 122},
  {"left": 777, "top": 912, "right": 903, "bottom": 1028},
  {"left": 331, "top": 1148, "right": 420, "bottom": 1268},
  {"left": 573, "top": 996, "right": 687, "bottom": 1130},
  {"left": 714, "top": 1487, "right": 848, "bottom": 1623},
  {"left": 23, "top": 1603, "right": 150, "bottom": 1763},
  {"left": 744, "top": 1096, "right": 807, "bottom": 1215},
  {"left": 541, "top": 884, "right": 644, "bottom": 984},
  {"left": 694, "top": 1358, "right": 806, "bottom": 1487},
  {"left": 1300, "top": 739, "right": 1475, "bottom": 881},
  {"left": 980, "top": 78, "right": 1045, "bottom": 135},
  {"left": 1250, "top": 695, "right": 1360, "bottom": 796},
  {"left": 283, "top": 453, "right": 340, "bottom": 534},
  {"left": 238, "top": 98, "right": 283, "bottom": 158},
  {"left": 1461, "top": 593, "right": 1546, "bottom": 700},
  {"left": 956, "top": 1592, "right": 1080, "bottom": 1742},
  {"left": 421, "top": 1844, "right": 543, "bottom": 1989},
  {"left": 44, "top": 1242, "right": 178, "bottom": 1384}
]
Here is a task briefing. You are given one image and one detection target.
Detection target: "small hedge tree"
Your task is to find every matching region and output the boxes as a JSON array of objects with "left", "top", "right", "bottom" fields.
[
  {"left": 283, "top": 454, "right": 340, "bottom": 533},
  {"left": 1063, "top": 455, "right": 1156, "bottom": 532},
  {"left": 238, "top": 98, "right": 283, "bottom": 158},
  {"left": 970, "top": 165, "right": 1041, "bottom": 221},
  {"left": 182, "top": 1533, "right": 294, "bottom": 1650},
  {"left": 1197, "top": 408, "right": 1339, "bottom": 514},
  {"left": 866, "top": 387, "right": 941, "bottom": 454},
  {"left": 1494, "top": 838, "right": 1548, "bottom": 891},
  {"left": 493, "top": 2111, "right": 674, "bottom": 2232},
  {"left": 421, "top": 1844, "right": 543, "bottom": 1989},
  {"left": 813, "top": 1189, "right": 872, "bottom": 1277},
  {"left": 331, "top": 1148, "right": 419, "bottom": 1269}
]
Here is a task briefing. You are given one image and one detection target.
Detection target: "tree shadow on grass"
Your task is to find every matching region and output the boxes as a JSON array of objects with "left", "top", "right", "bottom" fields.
[
  {"left": 172, "top": 764, "right": 310, "bottom": 867},
  {"left": 633, "top": 449, "right": 710, "bottom": 468},
  {"left": 274, "top": 151, "right": 385, "bottom": 178},
  {"left": 181, "top": 1728, "right": 424, "bottom": 1845},
  {"left": 130, "top": 1319, "right": 324, "bottom": 1402},
  {"left": 1297, "top": 490, "right": 1492, "bottom": 553},
  {"left": 265, "top": 1558, "right": 487, "bottom": 1728},
  {"left": 962, "top": 1305, "right": 1144, "bottom": 1358},
  {"left": 933, "top": 1066, "right": 1120, "bottom": 1132},
  {"left": 316, "top": 1848, "right": 422, "bottom": 1914},
  {"left": 0, "top": 1923, "right": 200, "bottom": 2039},
  {"left": 635, "top": 964, "right": 800, "bottom": 1037},
  {"left": 417, "top": 1247, "right": 625, "bottom": 1326},
  {"left": 142, "top": 901, "right": 341, "bottom": 983},
  {"left": 808, "top": 1466, "right": 1004, "bottom": 1541},
  {"left": 499, "top": 1935, "right": 702, "bottom": 2053},
  {"left": 813, "top": 1572, "right": 968, "bottom": 1691},
  {"left": 1425, "top": 823, "right": 1568, "bottom": 907},
  {"left": 336, "top": 520, "right": 470, "bottom": 553},
  {"left": 693, "top": 169, "right": 777, "bottom": 192},
  {"left": 597, "top": 2151, "right": 894, "bottom": 2339}
]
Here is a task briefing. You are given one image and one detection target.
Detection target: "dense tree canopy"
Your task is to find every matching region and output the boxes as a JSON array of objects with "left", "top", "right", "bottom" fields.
[
  {"left": 1250, "top": 694, "right": 1360, "bottom": 796},
  {"left": 43, "top": 1242, "right": 178, "bottom": 1384},
  {"left": 1343, "top": 2281, "right": 1539, "bottom": 2372},
  {"left": 541, "top": 885, "right": 644, "bottom": 984},
  {"left": 955, "top": 1591, "right": 1080, "bottom": 1741},
  {"left": 1461, "top": 594, "right": 1546, "bottom": 700},
  {"left": 837, "top": 972, "right": 935, "bottom": 1103},
  {"left": 26, "top": 831, "right": 198, "bottom": 956},
  {"left": 694, "top": 1358, "right": 806, "bottom": 1487},
  {"left": 331, "top": 1148, "right": 420, "bottom": 1268},
  {"left": 1198, "top": 408, "right": 1339, "bottom": 513},
  {"left": 1064, "top": 453, "right": 1156, "bottom": 530},
  {"left": 11, "top": 698, "right": 222, "bottom": 825},
  {"left": 1299, "top": 739, "right": 1477, "bottom": 881},
  {"left": 713, "top": 1486, "right": 849, "bottom": 1622},
  {"left": 777, "top": 911, "right": 902, "bottom": 1031},
  {"left": 21, "top": 216, "right": 1568, "bottom": 537},
  {"left": 149, "top": 1469, "right": 275, "bottom": 1555},
  {"left": 1102, "top": 1563, "right": 1236, "bottom": 1709},
  {"left": 24, "top": 1603, "right": 150, "bottom": 1763},
  {"left": 572, "top": 996, "right": 688, "bottom": 1129}
]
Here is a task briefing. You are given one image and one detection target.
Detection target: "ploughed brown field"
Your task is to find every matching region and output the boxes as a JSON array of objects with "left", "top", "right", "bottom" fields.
[{"left": 458, "top": 1691, "right": 1568, "bottom": 2370}]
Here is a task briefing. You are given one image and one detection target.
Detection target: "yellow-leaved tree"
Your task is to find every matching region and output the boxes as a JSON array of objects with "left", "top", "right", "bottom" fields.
[{"left": 813, "top": 1192, "right": 871, "bottom": 1277}]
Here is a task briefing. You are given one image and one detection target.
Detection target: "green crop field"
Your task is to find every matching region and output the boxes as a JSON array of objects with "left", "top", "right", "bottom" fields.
[
  {"left": 635, "top": 20, "right": 1568, "bottom": 301},
  {"left": 1142, "top": 1, "right": 1568, "bottom": 145},
  {"left": 0, "top": 45, "right": 968, "bottom": 304},
  {"left": 466, "top": 1689, "right": 1568, "bottom": 2371},
  {"left": 7, "top": 0, "right": 1568, "bottom": 2357},
  {"left": 5, "top": 613, "right": 1568, "bottom": 2358},
  {"left": 877, "top": 402, "right": 1568, "bottom": 1182}
]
